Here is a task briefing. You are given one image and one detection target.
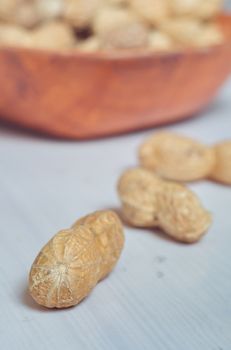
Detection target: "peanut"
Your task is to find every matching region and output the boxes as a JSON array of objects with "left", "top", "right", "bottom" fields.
[
  {"left": 194, "top": 0, "right": 223, "bottom": 20},
  {"left": 76, "top": 36, "right": 99, "bottom": 52},
  {"left": 29, "top": 210, "right": 124, "bottom": 308},
  {"left": 31, "top": 21, "right": 75, "bottom": 50},
  {"left": 139, "top": 132, "right": 216, "bottom": 182},
  {"left": 128, "top": 0, "right": 169, "bottom": 26},
  {"left": 0, "top": 24, "right": 33, "bottom": 48},
  {"left": 93, "top": 7, "right": 136, "bottom": 36},
  {"left": 194, "top": 24, "right": 224, "bottom": 48},
  {"left": 210, "top": 141, "right": 231, "bottom": 184},
  {"left": 63, "top": 0, "right": 103, "bottom": 28},
  {"left": 149, "top": 31, "right": 174, "bottom": 52},
  {"left": 99, "top": 21, "right": 149, "bottom": 49},
  {"left": 10, "top": 2, "right": 41, "bottom": 29},
  {"left": 118, "top": 168, "right": 212, "bottom": 243},
  {"left": 160, "top": 18, "right": 223, "bottom": 48},
  {"left": 168, "top": 0, "right": 223, "bottom": 19},
  {"left": 34, "top": 0, "right": 64, "bottom": 22}
]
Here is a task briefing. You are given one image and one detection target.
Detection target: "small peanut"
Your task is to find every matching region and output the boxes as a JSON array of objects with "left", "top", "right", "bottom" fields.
[
  {"left": 193, "top": 24, "right": 224, "bottom": 48},
  {"left": 128, "top": 0, "right": 169, "bottom": 26},
  {"left": 210, "top": 141, "right": 231, "bottom": 185},
  {"left": 63, "top": 0, "right": 103, "bottom": 28},
  {"left": 160, "top": 18, "right": 223, "bottom": 48},
  {"left": 139, "top": 132, "right": 216, "bottom": 182},
  {"left": 29, "top": 210, "right": 124, "bottom": 308},
  {"left": 118, "top": 168, "right": 212, "bottom": 243},
  {"left": 93, "top": 7, "right": 136, "bottom": 36},
  {"left": 168, "top": 0, "right": 223, "bottom": 19},
  {"left": 99, "top": 21, "right": 149, "bottom": 50},
  {"left": 76, "top": 36, "right": 99, "bottom": 52},
  {"left": 31, "top": 21, "right": 76, "bottom": 50},
  {"left": 35, "top": 0, "right": 64, "bottom": 22},
  {"left": 0, "top": 24, "right": 33, "bottom": 48},
  {"left": 149, "top": 31, "right": 174, "bottom": 52}
]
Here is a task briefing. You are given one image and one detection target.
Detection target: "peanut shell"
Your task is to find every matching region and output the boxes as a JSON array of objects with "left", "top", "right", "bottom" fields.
[
  {"left": 118, "top": 168, "right": 212, "bottom": 243},
  {"left": 139, "top": 132, "right": 216, "bottom": 182},
  {"left": 29, "top": 210, "right": 124, "bottom": 308},
  {"left": 210, "top": 141, "right": 231, "bottom": 184}
]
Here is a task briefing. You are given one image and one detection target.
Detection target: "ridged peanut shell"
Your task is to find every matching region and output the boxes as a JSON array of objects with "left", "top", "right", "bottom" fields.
[
  {"left": 118, "top": 168, "right": 161, "bottom": 227},
  {"left": 157, "top": 182, "right": 212, "bottom": 243},
  {"left": 139, "top": 132, "right": 215, "bottom": 182},
  {"left": 29, "top": 211, "right": 124, "bottom": 308},
  {"left": 118, "top": 168, "right": 212, "bottom": 243}
]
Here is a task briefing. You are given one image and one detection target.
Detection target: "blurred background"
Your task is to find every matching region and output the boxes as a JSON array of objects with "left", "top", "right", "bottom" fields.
[
  {"left": 227, "top": 0, "right": 231, "bottom": 8},
  {"left": 0, "top": 2, "right": 231, "bottom": 350}
]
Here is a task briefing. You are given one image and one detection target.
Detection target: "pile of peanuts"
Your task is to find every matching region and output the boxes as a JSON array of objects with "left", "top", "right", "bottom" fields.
[
  {"left": 29, "top": 131, "right": 230, "bottom": 309},
  {"left": 117, "top": 132, "right": 231, "bottom": 243},
  {"left": 0, "top": 0, "right": 225, "bottom": 52}
]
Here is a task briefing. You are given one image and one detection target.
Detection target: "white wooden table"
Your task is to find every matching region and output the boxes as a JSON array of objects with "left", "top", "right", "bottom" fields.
[{"left": 0, "top": 78, "right": 231, "bottom": 350}]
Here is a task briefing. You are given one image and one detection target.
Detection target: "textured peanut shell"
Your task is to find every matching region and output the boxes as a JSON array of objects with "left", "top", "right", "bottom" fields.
[
  {"left": 210, "top": 141, "right": 231, "bottom": 184},
  {"left": 29, "top": 211, "right": 124, "bottom": 308},
  {"left": 118, "top": 168, "right": 212, "bottom": 243},
  {"left": 139, "top": 132, "right": 216, "bottom": 182},
  {"left": 157, "top": 182, "right": 212, "bottom": 243},
  {"left": 118, "top": 168, "right": 161, "bottom": 227}
]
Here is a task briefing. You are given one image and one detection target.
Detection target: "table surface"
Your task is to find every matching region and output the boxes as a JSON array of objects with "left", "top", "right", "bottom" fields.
[{"left": 0, "top": 77, "right": 231, "bottom": 350}]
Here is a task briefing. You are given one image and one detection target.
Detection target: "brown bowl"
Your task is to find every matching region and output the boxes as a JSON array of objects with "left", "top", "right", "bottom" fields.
[{"left": 0, "top": 14, "right": 231, "bottom": 139}]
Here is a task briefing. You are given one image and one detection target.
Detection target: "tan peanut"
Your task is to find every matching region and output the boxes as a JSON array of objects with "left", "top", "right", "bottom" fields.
[
  {"left": 139, "top": 132, "right": 216, "bottom": 182},
  {"left": 210, "top": 141, "right": 231, "bottom": 184},
  {"left": 99, "top": 21, "right": 149, "bottom": 50},
  {"left": 160, "top": 18, "right": 223, "bottom": 48},
  {"left": 63, "top": 0, "right": 103, "bottom": 28},
  {"left": 93, "top": 7, "right": 136, "bottom": 36},
  {"left": 118, "top": 168, "right": 212, "bottom": 243},
  {"left": 29, "top": 211, "right": 124, "bottom": 308},
  {"left": 76, "top": 36, "right": 99, "bottom": 52},
  {"left": 149, "top": 31, "right": 174, "bottom": 52},
  {"left": 128, "top": 0, "right": 169, "bottom": 26},
  {"left": 31, "top": 21, "right": 76, "bottom": 50},
  {"left": 0, "top": 24, "right": 33, "bottom": 48},
  {"left": 168, "top": 0, "right": 223, "bottom": 19}
]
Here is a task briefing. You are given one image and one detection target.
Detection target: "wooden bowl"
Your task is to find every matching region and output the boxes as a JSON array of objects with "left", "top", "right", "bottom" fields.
[{"left": 0, "top": 14, "right": 231, "bottom": 139}]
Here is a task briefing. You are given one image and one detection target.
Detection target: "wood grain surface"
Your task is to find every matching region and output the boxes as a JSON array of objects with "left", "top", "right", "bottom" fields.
[{"left": 0, "top": 14, "right": 230, "bottom": 139}]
